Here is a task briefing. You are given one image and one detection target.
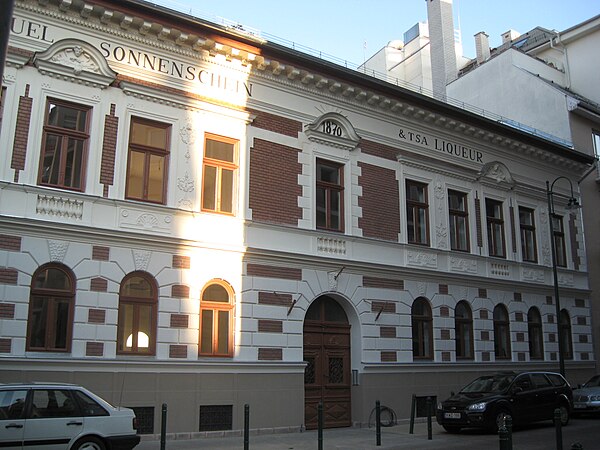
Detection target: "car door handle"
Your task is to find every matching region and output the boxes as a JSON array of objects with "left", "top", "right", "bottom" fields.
[
  {"left": 67, "top": 421, "right": 83, "bottom": 426},
  {"left": 5, "top": 423, "right": 24, "bottom": 429}
]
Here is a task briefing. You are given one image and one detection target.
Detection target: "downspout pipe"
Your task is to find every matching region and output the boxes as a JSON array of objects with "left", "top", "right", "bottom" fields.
[{"left": 551, "top": 30, "right": 571, "bottom": 89}]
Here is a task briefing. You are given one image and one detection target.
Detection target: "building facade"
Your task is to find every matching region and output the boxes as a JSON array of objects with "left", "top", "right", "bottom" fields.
[{"left": 0, "top": 0, "right": 596, "bottom": 437}]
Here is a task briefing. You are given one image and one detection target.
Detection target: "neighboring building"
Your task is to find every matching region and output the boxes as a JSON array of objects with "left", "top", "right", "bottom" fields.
[
  {"left": 0, "top": 0, "right": 596, "bottom": 439},
  {"left": 364, "top": 0, "right": 600, "bottom": 375}
]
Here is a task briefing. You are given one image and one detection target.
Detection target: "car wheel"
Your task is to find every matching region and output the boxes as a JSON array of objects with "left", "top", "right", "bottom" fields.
[
  {"left": 72, "top": 436, "right": 106, "bottom": 450},
  {"left": 442, "top": 425, "right": 462, "bottom": 433},
  {"left": 558, "top": 404, "right": 570, "bottom": 426}
]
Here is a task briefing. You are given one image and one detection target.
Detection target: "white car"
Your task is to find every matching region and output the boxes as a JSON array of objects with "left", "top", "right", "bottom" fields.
[
  {"left": 573, "top": 375, "right": 600, "bottom": 414},
  {"left": 0, "top": 383, "right": 140, "bottom": 450}
]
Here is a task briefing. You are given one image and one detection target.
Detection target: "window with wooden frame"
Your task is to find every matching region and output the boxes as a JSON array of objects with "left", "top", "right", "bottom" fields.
[
  {"left": 316, "top": 159, "right": 344, "bottom": 232},
  {"left": 493, "top": 304, "right": 511, "bottom": 360},
  {"left": 117, "top": 272, "right": 158, "bottom": 355},
  {"left": 455, "top": 301, "right": 474, "bottom": 360},
  {"left": 411, "top": 297, "right": 433, "bottom": 360},
  {"left": 38, "top": 99, "right": 90, "bottom": 191},
  {"left": 486, "top": 198, "right": 506, "bottom": 258},
  {"left": 448, "top": 190, "right": 469, "bottom": 252},
  {"left": 406, "top": 180, "right": 429, "bottom": 245},
  {"left": 552, "top": 215, "right": 567, "bottom": 267},
  {"left": 125, "top": 117, "right": 170, "bottom": 204},
  {"left": 559, "top": 309, "right": 573, "bottom": 360},
  {"left": 527, "top": 307, "right": 544, "bottom": 360},
  {"left": 519, "top": 207, "right": 538, "bottom": 262},
  {"left": 199, "top": 281, "right": 234, "bottom": 357},
  {"left": 26, "top": 264, "right": 75, "bottom": 352},
  {"left": 202, "top": 135, "right": 238, "bottom": 214}
]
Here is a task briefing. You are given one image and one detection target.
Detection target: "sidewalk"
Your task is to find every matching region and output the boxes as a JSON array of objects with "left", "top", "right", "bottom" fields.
[{"left": 136, "top": 421, "right": 477, "bottom": 450}]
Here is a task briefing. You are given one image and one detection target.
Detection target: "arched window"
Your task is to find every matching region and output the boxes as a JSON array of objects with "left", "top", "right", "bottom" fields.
[
  {"left": 559, "top": 309, "right": 573, "bottom": 360},
  {"left": 199, "top": 281, "right": 234, "bottom": 357},
  {"left": 455, "top": 301, "right": 473, "bottom": 360},
  {"left": 27, "top": 264, "right": 75, "bottom": 352},
  {"left": 493, "top": 304, "right": 511, "bottom": 360},
  {"left": 412, "top": 297, "right": 433, "bottom": 360},
  {"left": 527, "top": 307, "right": 544, "bottom": 360},
  {"left": 117, "top": 272, "right": 157, "bottom": 355}
]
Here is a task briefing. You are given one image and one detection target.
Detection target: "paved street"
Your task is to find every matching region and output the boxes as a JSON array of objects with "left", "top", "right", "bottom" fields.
[{"left": 137, "top": 416, "right": 600, "bottom": 449}]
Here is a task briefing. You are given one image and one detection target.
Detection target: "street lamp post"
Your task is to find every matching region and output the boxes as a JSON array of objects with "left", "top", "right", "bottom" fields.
[{"left": 546, "top": 177, "right": 580, "bottom": 378}]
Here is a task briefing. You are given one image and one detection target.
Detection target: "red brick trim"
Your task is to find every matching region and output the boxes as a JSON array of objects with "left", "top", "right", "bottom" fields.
[
  {"left": 90, "top": 277, "right": 108, "bottom": 292},
  {"left": 169, "top": 345, "right": 187, "bottom": 358},
  {"left": 100, "top": 104, "right": 119, "bottom": 194},
  {"left": 0, "top": 268, "right": 18, "bottom": 285},
  {"left": 439, "top": 306, "right": 449, "bottom": 317},
  {"left": 247, "top": 108, "right": 302, "bottom": 137},
  {"left": 481, "top": 331, "right": 490, "bottom": 341},
  {"left": 370, "top": 301, "right": 395, "bottom": 314},
  {"left": 363, "top": 276, "right": 403, "bottom": 290},
  {"left": 442, "top": 351, "right": 451, "bottom": 362},
  {"left": 478, "top": 288, "right": 487, "bottom": 298},
  {"left": 86, "top": 342, "right": 104, "bottom": 357},
  {"left": 439, "top": 284, "right": 448, "bottom": 295},
  {"left": 479, "top": 309, "right": 488, "bottom": 320},
  {"left": 11, "top": 85, "right": 33, "bottom": 182},
  {"left": 569, "top": 215, "right": 580, "bottom": 270},
  {"left": 171, "top": 285, "right": 190, "bottom": 298},
  {"left": 515, "top": 312, "right": 524, "bottom": 322},
  {"left": 441, "top": 329, "right": 451, "bottom": 340},
  {"left": 380, "top": 351, "right": 397, "bottom": 362},
  {"left": 475, "top": 197, "right": 483, "bottom": 248},
  {"left": 379, "top": 326, "right": 396, "bottom": 338},
  {"left": 92, "top": 246, "right": 110, "bottom": 261},
  {"left": 170, "top": 314, "right": 189, "bottom": 328},
  {"left": 0, "top": 338, "right": 11, "bottom": 353},
  {"left": 0, "top": 303, "right": 15, "bottom": 319},
  {"left": 258, "top": 348, "right": 282, "bottom": 360},
  {"left": 172, "top": 255, "right": 191, "bottom": 269},
  {"left": 0, "top": 235, "right": 21, "bottom": 251},
  {"left": 258, "top": 292, "right": 293, "bottom": 307},
  {"left": 88, "top": 309, "right": 106, "bottom": 324},
  {"left": 257, "top": 319, "right": 283, "bottom": 333},
  {"left": 247, "top": 264, "right": 302, "bottom": 280},
  {"left": 360, "top": 139, "right": 399, "bottom": 161}
]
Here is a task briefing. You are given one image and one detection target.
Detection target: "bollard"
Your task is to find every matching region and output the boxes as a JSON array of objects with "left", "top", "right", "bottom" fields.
[
  {"left": 160, "top": 403, "right": 167, "bottom": 450},
  {"left": 570, "top": 443, "right": 583, "bottom": 450},
  {"left": 409, "top": 394, "right": 416, "bottom": 434},
  {"left": 426, "top": 397, "right": 432, "bottom": 440},
  {"left": 244, "top": 404, "right": 249, "bottom": 450},
  {"left": 376, "top": 400, "right": 381, "bottom": 446},
  {"left": 318, "top": 402, "right": 323, "bottom": 450},
  {"left": 498, "top": 424, "right": 510, "bottom": 450},
  {"left": 505, "top": 415, "right": 513, "bottom": 450},
  {"left": 554, "top": 408, "right": 563, "bottom": 450}
]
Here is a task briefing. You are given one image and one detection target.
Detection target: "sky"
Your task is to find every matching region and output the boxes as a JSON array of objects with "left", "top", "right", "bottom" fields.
[{"left": 152, "top": 0, "right": 600, "bottom": 67}]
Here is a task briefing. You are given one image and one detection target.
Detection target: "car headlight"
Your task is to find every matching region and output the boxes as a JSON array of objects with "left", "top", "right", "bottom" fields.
[
  {"left": 437, "top": 402, "right": 443, "bottom": 410},
  {"left": 591, "top": 395, "right": 600, "bottom": 401},
  {"left": 468, "top": 402, "right": 487, "bottom": 412}
]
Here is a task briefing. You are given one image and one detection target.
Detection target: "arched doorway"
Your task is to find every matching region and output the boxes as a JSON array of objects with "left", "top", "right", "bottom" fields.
[{"left": 303, "top": 295, "right": 351, "bottom": 429}]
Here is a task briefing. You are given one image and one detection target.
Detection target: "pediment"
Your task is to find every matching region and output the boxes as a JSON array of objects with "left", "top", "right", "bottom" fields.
[
  {"left": 305, "top": 112, "right": 361, "bottom": 150},
  {"left": 477, "top": 161, "right": 516, "bottom": 188},
  {"left": 33, "top": 39, "right": 117, "bottom": 89}
]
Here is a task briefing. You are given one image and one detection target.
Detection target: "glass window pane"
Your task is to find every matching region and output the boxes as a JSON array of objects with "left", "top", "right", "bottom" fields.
[
  {"left": 205, "top": 139, "right": 234, "bottom": 162},
  {"left": 203, "top": 284, "right": 229, "bottom": 303},
  {"left": 137, "top": 305, "right": 152, "bottom": 349},
  {"left": 34, "top": 267, "right": 70, "bottom": 290},
  {"left": 131, "top": 121, "right": 168, "bottom": 149},
  {"left": 147, "top": 154, "right": 165, "bottom": 202},
  {"left": 64, "top": 138, "right": 84, "bottom": 188},
  {"left": 316, "top": 187, "right": 327, "bottom": 228},
  {"left": 202, "top": 165, "right": 217, "bottom": 210},
  {"left": 29, "top": 297, "right": 48, "bottom": 348},
  {"left": 41, "top": 135, "right": 62, "bottom": 185},
  {"left": 200, "top": 310, "right": 214, "bottom": 354},
  {"left": 330, "top": 190, "right": 340, "bottom": 230},
  {"left": 48, "top": 103, "right": 87, "bottom": 132},
  {"left": 121, "top": 276, "right": 152, "bottom": 298},
  {"left": 220, "top": 169, "right": 234, "bottom": 213},
  {"left": 217, "top": 311, "right": 229, "bottom": 354},
  {"left": 53, "top": 299, "right": 70, "bottom": 349},
  {"left": 120, "top": 303, "right": 134, "bottom": 351},
  {"left": 127, "top": 151, "right": 145, "bottom": 199}
]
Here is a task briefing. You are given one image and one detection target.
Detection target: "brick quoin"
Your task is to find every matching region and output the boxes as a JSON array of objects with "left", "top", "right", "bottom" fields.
[
  {"left": 363, "top": 276, "right": 404, "bottom": 290},
  {"left": 247, "top": 108, "right": 302, "bottom": 138},
  {"left": 258, "top": 292, "right": 293, "bottom": 307},
  {"left": 0, "top": 268, "right": 18, "bottom": 285},
  {"left": 92, "top": 246, "right": 110, "bottom": 261},
  {"left": 169, "top": 345, "right": 187, "bottom": 358},
  {"left": 379, "top": 326, "right": 396, "bottom": 338},
  {"left": 90, "top": 277, "right": 108, "bottom": 292},
  {"left": 249, "top": 139, "right": 302, "bottom": 226},
  {"left": 258, "top": 348, "right": 282, "bottom": 360},
  {"left": 171, "top": 285, "right": 190, "bottom": 298},
  {"left": 172, "top": 255, "right": 191, "bottom": 269},
  {"left": 371, "top": 301, "right": 396, "bottom": 314},
  {"left": 0, "top": 235, "right": 22, "bottom": 251},
  {"left": 88, "top": 309, "right": 106, "bottom": 324},
  {"left": 86, "top": 342, "right": 104, "bottom": 357},
  {"left": 258, "top": 319, "right": 283, "bottom": 333},
  {"left": 0, "top": 338, "right": 11, "bottom": 353},
  {"left": 0, "top": 303, "right": 15, "bottom": 319},
  {"left": 11, "top": 84, "right": 33, "bottom": 182},
  {"left": 380, "top": 351, "right": 397, "bottom": 362},
  {"left": 358, "top": 162, "right": 400, "bottom": 241},
  {"left": 100, "top": 104, "right": 119, "bottom": 195},
  {"left": 170, "top": 314, "right": 189, "bottom": 328}
]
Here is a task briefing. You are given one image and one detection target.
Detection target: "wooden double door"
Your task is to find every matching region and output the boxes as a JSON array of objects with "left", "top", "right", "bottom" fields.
[{"left": 303, "top": 296, "right": 351, "bottom": 429}]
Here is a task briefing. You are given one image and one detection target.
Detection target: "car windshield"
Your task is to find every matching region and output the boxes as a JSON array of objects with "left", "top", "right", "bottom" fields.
[
  {"left": 584, "top": 375, "right": 600, "bottom": 388},
  {"left": 460, "top": 375, "right": 514, "bottom": 393}
]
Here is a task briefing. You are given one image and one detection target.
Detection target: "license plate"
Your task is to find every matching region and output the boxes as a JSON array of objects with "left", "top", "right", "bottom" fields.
[
  {"left": 444, "top": 412, "right": 461, "bottom": 419},
  {"left": 574, "top": 404, "right": 586, "bottom": 409}
]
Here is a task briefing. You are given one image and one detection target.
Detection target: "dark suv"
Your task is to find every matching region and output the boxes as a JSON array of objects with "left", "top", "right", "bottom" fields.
[{"left": 436, "top": 371, "right": 572, "bottom": 433}]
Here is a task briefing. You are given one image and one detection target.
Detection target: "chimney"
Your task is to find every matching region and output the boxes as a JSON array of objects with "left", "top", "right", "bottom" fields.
[
  {"left": 426, "top": 0, "right": 458, "bottom": 100},
  {"left": 501, "top": 29, "right": 521, "bottom": 44},
  {"left": 474, "top": 32, "right": 490, "bottom": 63}
]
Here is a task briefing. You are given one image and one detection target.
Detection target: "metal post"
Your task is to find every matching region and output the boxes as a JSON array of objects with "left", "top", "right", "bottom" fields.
[
  {"left": 505, "top": 415, "right": 513, "bottom": 450},
  {"left": 554, "top": 408, "right": 563, "bottom": 450},
  {"left": 426, "top": 397, "right": 432, "bottom": 440},
  {"left": 375, "top": 400, "right": 381, "bottom": 446},
  {"left": 244, "top": 404, "right": 249, "bottom": 450},
  {"left": 570, "top": 443, "right": 583, "bottom": 450},
  {"left": 160, "top": 403, "right": 167, "bottom": 450},
  {"left": 318, "top": 402, "right": 323, "bottom": 450},
  {"left": 409, "top": 394, "right": 416, "bottom": 434},
  {"left": 498, "top": 424, "right": 510, "bottom": 450}
]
